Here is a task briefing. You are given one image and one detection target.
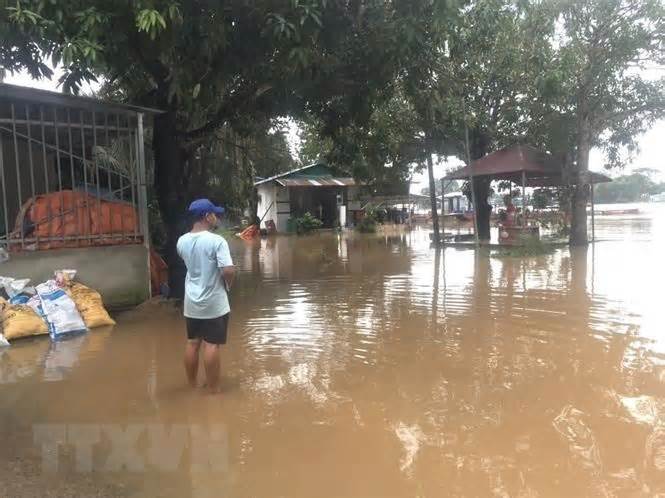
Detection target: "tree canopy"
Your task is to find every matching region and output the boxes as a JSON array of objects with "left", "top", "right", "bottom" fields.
[
  {"left": 284, "top": 0, "right": 665, "bottom": 243},
  {"left": 595, "top": 172, "right": 665, "bottom": 203},
  {"left": 540, "top": 0, "right": 665, "bottom": 243},
  {"left": 3, "top": 0, "right": 664, "bottom": 250},
  {"left": 2, "top": 0, "right": 455, "bottom": 286}
]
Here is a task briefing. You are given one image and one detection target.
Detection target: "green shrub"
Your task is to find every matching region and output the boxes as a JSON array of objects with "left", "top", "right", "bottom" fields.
[
  {"left": 492, "top": 235, "right": 556, "bottom": 258},
  {"left": 294, "top": 212, "right": 323, "bottom": 234},
  {"left": 357, "top": 216, "right": 377, "bottom": 233},
  {"left": 356, "top": 205, "right": 378, "bottom": 233}
]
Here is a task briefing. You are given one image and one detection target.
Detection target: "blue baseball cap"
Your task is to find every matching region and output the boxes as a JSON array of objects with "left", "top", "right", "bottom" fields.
[{"left": 188, "top": 198, "right": 225, "bottom": 215}]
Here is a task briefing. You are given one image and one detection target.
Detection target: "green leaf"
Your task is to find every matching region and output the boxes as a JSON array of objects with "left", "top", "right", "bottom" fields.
[{"left": 193, "top": 83, "right": 201, "bottom": 99}]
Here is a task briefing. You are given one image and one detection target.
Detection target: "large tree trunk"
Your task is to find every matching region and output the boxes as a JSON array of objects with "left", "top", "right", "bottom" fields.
[
  {"left": 153, "top": 111, "right": 191, "bottom": 298},
  {"left": 244, "top": 137, "right": 259, "bottom": 223},
  {"left": 570, "top": 112, "right": 591, "bottom": 246},
  {"left": 426, "top": 150, "right": 440, "bottom": 245},
  {"left": 466, "top": 133, "right": 491, "bottom": 241},
  {"left": 473, "top": 177, "right": 492, "bottom": 241}
]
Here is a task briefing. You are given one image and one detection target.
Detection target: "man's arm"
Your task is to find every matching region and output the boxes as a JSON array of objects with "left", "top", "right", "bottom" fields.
[
  {"left": 221, "top": 265, "right": 235, "bottom": 291},
  {"left": 216, "top": 238, "right": 235, "bottom": 291}
]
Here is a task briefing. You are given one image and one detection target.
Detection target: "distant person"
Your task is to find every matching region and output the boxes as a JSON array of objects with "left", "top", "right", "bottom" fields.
[
  {"left": 177, "top": 199, "right": 235, "bottom": 393},
  {"left": 503, "top": 195, "right": 517, "bottom": 226}
]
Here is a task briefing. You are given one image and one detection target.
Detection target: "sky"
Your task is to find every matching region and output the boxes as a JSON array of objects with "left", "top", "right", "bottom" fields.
[{"left": 5, "top": 68, "right": 663, "bottom": 195}]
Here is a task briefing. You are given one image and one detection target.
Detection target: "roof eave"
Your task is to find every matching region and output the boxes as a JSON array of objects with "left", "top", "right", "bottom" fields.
[
  {"left": 253, "top": 161, "right": 326, "bottom": 186},
  {"left": 0, "top": 82, "right": 164, "bottom": 115}
]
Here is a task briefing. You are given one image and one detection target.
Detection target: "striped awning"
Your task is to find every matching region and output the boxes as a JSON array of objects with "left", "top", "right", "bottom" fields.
[{"left": 276, "top": 177, "right": 357, "bottom": 187}]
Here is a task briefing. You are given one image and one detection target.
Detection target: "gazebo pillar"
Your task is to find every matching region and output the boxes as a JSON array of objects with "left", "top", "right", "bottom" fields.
[
  {"left": 521, "top": 170, "right": 527, "bottom": 222},
  {"left": 464, "top": 123, "right": 480, "bottom": 246}
]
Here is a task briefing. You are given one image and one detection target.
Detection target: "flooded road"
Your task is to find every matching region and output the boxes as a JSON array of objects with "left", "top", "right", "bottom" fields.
[{"left": 1, "top": 204, "right": 665, "bottom": 497}]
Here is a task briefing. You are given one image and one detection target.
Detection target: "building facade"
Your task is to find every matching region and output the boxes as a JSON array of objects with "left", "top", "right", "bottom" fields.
[{"left": 255, "top": 163, "right": 362, "bottom": 232}]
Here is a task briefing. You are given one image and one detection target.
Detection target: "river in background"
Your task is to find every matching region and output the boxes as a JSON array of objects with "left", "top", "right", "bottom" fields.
[{"left": 1, "top": 203, "right": 664, "bottom": 497}]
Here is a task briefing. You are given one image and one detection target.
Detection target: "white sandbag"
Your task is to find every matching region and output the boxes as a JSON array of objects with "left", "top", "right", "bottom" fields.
[
  {"left": 26, "top": 294, "right": 49, "bottom": 326},
  {"left": 54, "top": 269, "right": 77, "bottom": 287},
  {"left": 36, "top": 281, "right": 87, "bottom": 340},
  {"left": 0, "top": 277, "right": 32, "bottom": 299}
]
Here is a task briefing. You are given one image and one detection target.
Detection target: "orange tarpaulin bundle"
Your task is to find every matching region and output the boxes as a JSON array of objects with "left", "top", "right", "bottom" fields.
[
  {"left": 150, "top": 248, "right": 169, "bottom": 295},
  {"left": 238, "top": 224, "right": 259, "bottom": 240},
  {"left": 10, "top": 190, "right": 140, "bottom": 250}
]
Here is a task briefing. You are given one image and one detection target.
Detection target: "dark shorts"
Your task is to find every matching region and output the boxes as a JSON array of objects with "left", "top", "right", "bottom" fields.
[{"left": 186, "top": 314, "right": 230, "bottom": 345}]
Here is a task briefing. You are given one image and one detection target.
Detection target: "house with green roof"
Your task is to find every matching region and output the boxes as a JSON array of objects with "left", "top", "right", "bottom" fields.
[{"left": 254, "top": 163, "right": 362, "bottom": 232}]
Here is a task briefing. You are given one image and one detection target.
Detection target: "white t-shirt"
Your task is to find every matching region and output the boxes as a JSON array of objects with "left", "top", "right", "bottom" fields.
[{"left": 176, "top": 231, "right": 233, "bottom": 319}]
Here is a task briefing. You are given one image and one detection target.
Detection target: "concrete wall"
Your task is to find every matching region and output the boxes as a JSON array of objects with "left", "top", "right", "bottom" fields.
[
  {"left": 275, "top": 186, "right": 290, "bottom": 232},
  {"left": 2, "top": 244, "right": 150, "bottom": 309},
  {"left": 257, "top": 183, "right": 291, "bottom": 232},
  {"left": 257, "top": 183, "right": 276, "bottom": 230}
]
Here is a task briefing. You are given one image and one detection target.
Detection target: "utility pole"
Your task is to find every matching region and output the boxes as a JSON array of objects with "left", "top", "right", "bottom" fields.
[{"left": 427, "top": 137, "right": 441, "bottom": 246}]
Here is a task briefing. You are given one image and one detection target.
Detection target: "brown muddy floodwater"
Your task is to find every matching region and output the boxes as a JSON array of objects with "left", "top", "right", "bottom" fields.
[{"left": 1, "top": 204, "right": 665, "bottom": 497}]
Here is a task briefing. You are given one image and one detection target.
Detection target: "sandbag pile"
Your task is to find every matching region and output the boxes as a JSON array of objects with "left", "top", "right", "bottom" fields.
[
  {"left": 66, "top": 283, "right": 116, "bottom": 328},
  {"left": 0, "top": 271, "right": 115, "bottom": 346},
  {"left": 36, "top": 280, "right": 88, "bottom": 340},
  {"left": 0, "top": 277, "right": 48, "bottom": 344},
  {"left": 0, "top": 297, "right": 49, "bottom": 341}
]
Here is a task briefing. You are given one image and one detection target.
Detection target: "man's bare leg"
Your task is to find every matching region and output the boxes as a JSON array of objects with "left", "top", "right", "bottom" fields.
[
  {"left": 203, "top": 342, "right": 221, "bottom": 393},
  {"left": 184, "top": 339, "right": 202, "bottom": 387}
]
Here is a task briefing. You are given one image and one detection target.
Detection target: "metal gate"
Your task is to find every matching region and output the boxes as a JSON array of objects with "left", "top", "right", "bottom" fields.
[{"left": 0, "top": 83, "right": 155, "bottom": 252}]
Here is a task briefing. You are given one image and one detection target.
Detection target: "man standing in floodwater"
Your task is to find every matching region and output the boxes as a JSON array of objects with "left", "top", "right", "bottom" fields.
[{"left": 177, "top": 199, "right": 235, "bottom": 393}]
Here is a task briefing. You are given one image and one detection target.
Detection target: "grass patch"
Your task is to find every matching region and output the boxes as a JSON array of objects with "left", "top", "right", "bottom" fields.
[{"left": 491, "top": 236, "right": 556, "bottom": 258}]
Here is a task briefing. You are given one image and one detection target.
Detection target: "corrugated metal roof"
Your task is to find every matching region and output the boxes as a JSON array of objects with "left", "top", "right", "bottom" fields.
[
  {"left": 253, "top": 162, "right": 359, "bottom": 187},
  {"left": 0, "top": 82, "right": 163, "bottom": 115},
  {"left": 277, "top": 177, "right": 357, "bottom": 187},
  {"left": 253, "top": 162, "right": 324, "bottom": 186}
]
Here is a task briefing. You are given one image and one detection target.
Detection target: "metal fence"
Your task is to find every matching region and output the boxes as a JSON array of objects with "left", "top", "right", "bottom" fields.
[{"left": 0, "top": 84, "right": 151, "bottom": 252}]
